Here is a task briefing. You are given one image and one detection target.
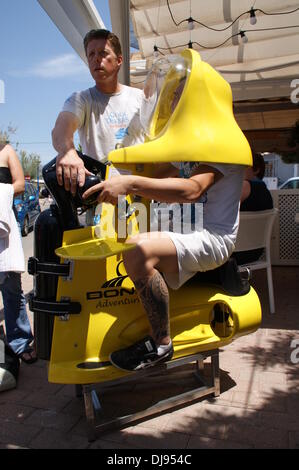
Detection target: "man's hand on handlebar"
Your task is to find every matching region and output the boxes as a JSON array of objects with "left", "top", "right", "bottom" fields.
[{"left": 56, "top": 149, "right": 93, "bottom": 195}]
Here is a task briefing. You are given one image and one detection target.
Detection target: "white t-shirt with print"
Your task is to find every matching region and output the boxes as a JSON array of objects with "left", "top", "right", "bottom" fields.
[
  {"left": 162, "top": 162, "right": 245, "bottom": 289},
  {"left": 171, "top": 161, "right": 245, "bottom": 240},
  {"left": 62, "top": 85, "right": 144, "bottom": 162}
]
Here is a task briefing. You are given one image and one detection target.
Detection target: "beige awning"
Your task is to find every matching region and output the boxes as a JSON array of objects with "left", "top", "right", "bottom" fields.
[{"left": 130, "top": 0, "right": 299, "bottom": 100}]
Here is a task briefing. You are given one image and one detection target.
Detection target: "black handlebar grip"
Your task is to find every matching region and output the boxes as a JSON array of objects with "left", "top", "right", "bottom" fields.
[{"left": 74, "top": 175, "right": 102, "bottom": 207}]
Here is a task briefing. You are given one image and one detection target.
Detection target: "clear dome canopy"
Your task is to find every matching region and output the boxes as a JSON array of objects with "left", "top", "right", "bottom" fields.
[{"left": 140, "top": 54, "right": 190, "bottom": 139}]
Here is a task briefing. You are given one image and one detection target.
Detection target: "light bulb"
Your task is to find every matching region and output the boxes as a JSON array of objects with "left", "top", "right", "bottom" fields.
[
  {"left": 250, "top": 8, "right": 257, "bottom": 25},
  {"left": 240, "top": 31, "right": 248, "bottom": 44},
  {"left": 188, "top": 17, "right": 194, "bottom": 30}
]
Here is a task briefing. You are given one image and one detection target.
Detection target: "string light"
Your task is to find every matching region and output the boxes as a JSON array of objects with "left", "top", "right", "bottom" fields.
[
  {"left": 240, "top": 30, "right": 248, "bottom": 44},
  {"left": 166, "top": 0, "right": 299, "bottom": 32},
  {"left": 152, "top": 2, "right": 299, "bottom": 57},
  {"left": 250, "top": 7, "right": 257, "bottom": 25},
  {"left": 152, "top": 25, "right": 299, "bottom": 56},
  {"left": 188, "top": 17, "right": 194, "bottom": 31},
  {"left": 153, "top": 45, "right": 159, "bottom": 58}
]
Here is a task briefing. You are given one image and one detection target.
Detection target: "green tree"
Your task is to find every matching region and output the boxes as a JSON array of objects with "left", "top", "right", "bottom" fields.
[
  {"left": 1, "top": 124, "right": 41, "bottom": 178},
  {"left": 20, "top": 150, "right": 41, "bottom": 180},
  {"left": 0, "top": 124, "right": 18, "bottom": 145}
]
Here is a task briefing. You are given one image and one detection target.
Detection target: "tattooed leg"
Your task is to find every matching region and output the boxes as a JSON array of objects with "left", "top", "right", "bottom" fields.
[{"left": 134, "top": 270, "right": 170, "bottom": 345}]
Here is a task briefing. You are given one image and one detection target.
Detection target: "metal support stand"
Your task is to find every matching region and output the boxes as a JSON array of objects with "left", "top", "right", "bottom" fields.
[{"left": 80, "top": 349, "right": 220, "bottom": 442}]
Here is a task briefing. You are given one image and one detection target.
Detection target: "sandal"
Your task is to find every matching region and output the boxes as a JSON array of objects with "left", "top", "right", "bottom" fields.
[{"left": 18, "top": 348, "right": 38, "bottom": 364}]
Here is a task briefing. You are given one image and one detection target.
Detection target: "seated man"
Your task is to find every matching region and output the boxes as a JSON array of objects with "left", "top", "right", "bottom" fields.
[
  {"left": 232, "top": 152, "right": 273, "bottom": 265},
  {"left": 83, "top": 160, "right": 245, "bottom": 371}
]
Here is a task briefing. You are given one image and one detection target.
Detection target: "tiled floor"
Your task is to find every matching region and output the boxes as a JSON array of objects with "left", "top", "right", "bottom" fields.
[{"left": 1, "top": 264, "right": 299, "bottom": 449}]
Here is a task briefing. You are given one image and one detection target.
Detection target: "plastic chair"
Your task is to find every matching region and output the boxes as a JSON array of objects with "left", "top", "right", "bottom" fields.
[{"left": 234, "top": 209, "right": 278, "bottom": 314}]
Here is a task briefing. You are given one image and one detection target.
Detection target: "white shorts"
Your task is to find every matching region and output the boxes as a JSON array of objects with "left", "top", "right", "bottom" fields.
[{"left": 163, "top": 229, "right": 235, "bottom": 290}]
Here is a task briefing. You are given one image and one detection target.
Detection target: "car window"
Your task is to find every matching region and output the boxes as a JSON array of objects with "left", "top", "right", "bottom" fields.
[
  {"left": 280, "top": 179, "right": 299, "bottom": 189},
  {"left": 285, "top": 180, "right": 299, "bottom": 189}
]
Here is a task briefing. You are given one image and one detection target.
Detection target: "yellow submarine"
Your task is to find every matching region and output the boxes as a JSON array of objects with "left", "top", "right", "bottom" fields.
[{"left": 29, "top": 49, "right": 261, "bottom": 387}]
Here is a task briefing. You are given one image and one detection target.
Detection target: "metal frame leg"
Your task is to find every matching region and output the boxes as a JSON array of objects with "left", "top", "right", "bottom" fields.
[
  {"left": 211, "top": 350, "right": 220, "bottom": 396},
  {"left": 83, "top": 385, "right": 103, "bottom": 442},
  {"left": 80, "top": 349, "right": 221, "bottom": 441},
  {"left": 196, "top": 357, "right": 205, "bottom": 373}
]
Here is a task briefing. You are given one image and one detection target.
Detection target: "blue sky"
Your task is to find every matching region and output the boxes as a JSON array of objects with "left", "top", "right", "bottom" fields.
[{"left": 0, "top": 0, "right": 112, "bottom": 164}]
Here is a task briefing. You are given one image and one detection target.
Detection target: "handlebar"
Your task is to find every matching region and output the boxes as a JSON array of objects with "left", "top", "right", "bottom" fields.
[{"left": 42, "top": 152, "right": 107, "bottom": 230}]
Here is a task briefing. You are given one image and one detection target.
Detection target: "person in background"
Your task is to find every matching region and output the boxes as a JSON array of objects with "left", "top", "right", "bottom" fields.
[
  {"left": 0, "top": 141, "right": 37, "bottom": 364},
  {"left": 233, "top": 152, "right": 274, "bottom": 265}
]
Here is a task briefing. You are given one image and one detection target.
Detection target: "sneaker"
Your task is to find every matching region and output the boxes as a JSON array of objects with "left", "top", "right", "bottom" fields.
[{"left": 109, "top": 336, "right": 173, "bottom": 371}]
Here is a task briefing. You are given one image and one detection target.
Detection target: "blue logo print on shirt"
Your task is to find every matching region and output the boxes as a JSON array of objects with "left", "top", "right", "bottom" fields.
[{"left": 115, "top": 128, "right": 129, "bottom": 140}]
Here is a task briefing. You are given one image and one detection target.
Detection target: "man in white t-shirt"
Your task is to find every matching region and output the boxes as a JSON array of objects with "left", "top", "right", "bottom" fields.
[{"left": 52, "top": 29, "right": 143, "bottom": 196}]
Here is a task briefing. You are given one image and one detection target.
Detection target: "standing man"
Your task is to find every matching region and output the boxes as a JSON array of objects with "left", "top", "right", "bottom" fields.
[{"left": 52, "top": 29, "right": 144, "bottom": 195}]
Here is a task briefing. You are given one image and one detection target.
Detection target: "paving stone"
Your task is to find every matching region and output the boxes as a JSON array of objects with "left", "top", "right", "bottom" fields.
[
  {"left": 0, "top": 419, "right": 40, "bottom": 448},
  {"left": 187, "top": 435, "right": 252, "bottom": 449},
  {"left": 22, "top": 391, "right": 72, "bottom": 412},
  {"left": 134, "top": 412, "right": 171, "bottom": 431},
  {"left": 257, "top": 410, "right": 299, "bottom": 432},
  {"left": 61, "top": 398, "right": 85, "bottom": 417},
  {"left": 124, "top": 426, "right": 190, "bottom": 449},
  {"left": 224, "top": 421, "right": 289, "bottom": 448},
  {"left": 88, "top": 438, "right": 143, "bottom": 449},
  {"left": 0, "top": 388, "right": 31, "bottom": 404},
  {"left": 24, "top": 408, "right": 81, "bottom": 432},
  {"left": 0, "top": 443, "right": 28, "bottom": 449},
  {"left": 71, "top": 416, "right": 133, "bottom": 443},
  {"left": 289, "top": 431, "right": 299, "bottom": 449},
  {"left": 29, "top": 428, "right": 89, "bottom": 449},
  {"left": 0, "top": 403, "right": 35, "bottom": 423},
  {"left": 260, "top": 371, "right": 287, "bottom": 385},
  {"left": 165, "top": 416, "right": 227, "bottom": 441},
  {"left": 0, "top": 266, "right": 298, "bottom": 449}
]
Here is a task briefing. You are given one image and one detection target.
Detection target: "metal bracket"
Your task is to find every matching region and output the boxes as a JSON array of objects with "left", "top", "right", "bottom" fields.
[
  {"left": 239, "top": 266, "right": 252, "bottom": 281},
  {"left": 28, "top": 293, "right": 81, "bottom": 317},
  {"left": 28, "top": 257, "right": 71, "bottom": 277}
]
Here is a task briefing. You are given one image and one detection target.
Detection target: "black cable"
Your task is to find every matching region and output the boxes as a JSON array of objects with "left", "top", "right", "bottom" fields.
[
  {"left": 155, "top": 25, "right": 299, "bottom": 52},
  {"left": 244, "top": 25, "right": 299, "bottom": 33},
  {"left": 156, "top": 33, "right": 239, "bottom": 51},
  {"left": 256, "top": 7, "right": 299, "bottom": 16},
  {"left": 166, "top": 0, "right": 299, "bottom": 32},
  {"left": 166, "top": 0, "right": 181, "bottom": 26}
]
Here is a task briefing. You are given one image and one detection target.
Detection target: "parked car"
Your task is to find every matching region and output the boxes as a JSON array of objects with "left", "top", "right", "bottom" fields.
[
  {"left": 14, "top": 182, "right": 41, "bottom": 236},
  {"left": 279, "top": 177, "right": 299, "bottom": 190}
]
